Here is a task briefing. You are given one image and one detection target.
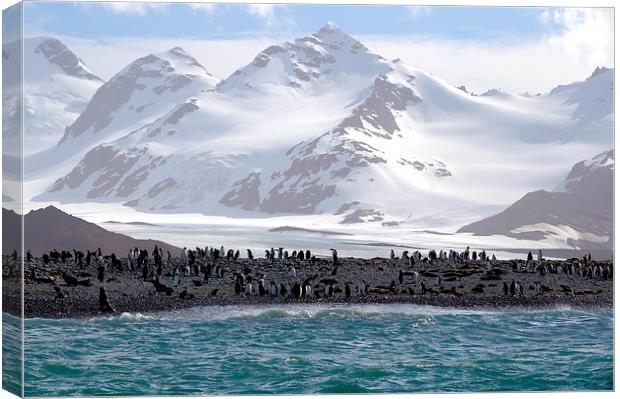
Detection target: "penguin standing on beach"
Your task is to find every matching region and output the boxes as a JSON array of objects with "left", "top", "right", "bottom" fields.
[
  {"left": 142, "top": 262, "right": 149, "bottom": 281},
  {"left": 399, "top": 251, "right": 409, "bottom": 267},
  {"left": 293, "top": 282, "right": 302, "bottom": 298},
  {"left": 357, "top": 280, "right": 367, "bottom": 295},
  {"left": 234, "top": 279, "right": 241, "bottom": 295},
  {"left": 99, "top": 287, "right": 115, "bottom": 313},
  {"left": 269, "top": 281, "right": 277, "bottom": 298},
  {"left": 97, "top": 264, "right": 105, "bottom": 283},
  {"left": 247, "top": 249, "right": 254, "bottom": 260},
  {"left": 172, "top": 265, "right": 180, "bottom": 287},
  {"left": 330, "top": 248, "right": 339, "bottom": 265},
  {"left": 285, "top": 283, "right": 292, "bottom": 298},
  {"left": 280, "top": 283, "right": 286, "bottom": 297},
  {"left": 305, "top": 284, "right": 313, "bottom": 298},
  {"left": 345, "top": 283, "right": 351, "bottom": 298}
]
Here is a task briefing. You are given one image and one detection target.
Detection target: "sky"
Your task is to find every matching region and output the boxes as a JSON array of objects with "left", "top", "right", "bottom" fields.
[{"left": 20, "top": 1, "right": 615, "bottom": 93}]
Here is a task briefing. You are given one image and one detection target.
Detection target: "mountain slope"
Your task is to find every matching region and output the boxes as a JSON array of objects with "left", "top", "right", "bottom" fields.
[
  {"left": 458, "top": 149, "right": 613, "bottom": 249},
  {"left": 57, "top": 46, "right": 217, "bottom": 147},
  {"left": 31, "top": 24, "right": 614, "bottom": 228},
  {"left": 2, "top": 206, "right": 179, "bottom": 256},
  {"left": 2, "top": 37, "right": 103, "bottom": 155}
]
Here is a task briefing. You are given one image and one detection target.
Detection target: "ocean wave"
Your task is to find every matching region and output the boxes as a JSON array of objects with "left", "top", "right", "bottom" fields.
[
  {"left": 152, "top": 303, "right": 500, "bottom": 322},
  {"left": 87, "top": 312, "right": 155, "bottom": 324}
]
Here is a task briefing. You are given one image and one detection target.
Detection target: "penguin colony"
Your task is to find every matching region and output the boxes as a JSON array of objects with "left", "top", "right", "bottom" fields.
[{"left": 4, "top": 245, "right": 613, "bottom": 318}]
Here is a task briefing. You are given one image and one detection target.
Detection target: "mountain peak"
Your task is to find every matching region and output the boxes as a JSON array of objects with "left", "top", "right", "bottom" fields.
[
  {"left": 57, "top": 45, "right": 216, "bottom": 145},
  {"left": 154, "top": 46, "right": 212, "bottom": 76},
  {"left": 218, "top": 22, "right": 385, "bottom": 92},
  {"left": 312, "top": 21, "right": 362, "bottom": 46},
  {"left": 317, "top": 21, "right": 342, "bottom": 34},
  {"left": 589, "top": 66, "right": 611, "bottom": 79},
  {"left": 31, "top": 36, "right": 102, "bottom": 82}
]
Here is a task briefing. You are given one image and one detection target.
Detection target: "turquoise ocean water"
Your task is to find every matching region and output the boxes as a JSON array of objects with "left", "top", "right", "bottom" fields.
[{"left": 2, "top": 305, "right": 614, "bottom": 396}]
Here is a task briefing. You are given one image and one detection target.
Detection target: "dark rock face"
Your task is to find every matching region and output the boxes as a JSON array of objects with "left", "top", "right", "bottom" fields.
[
  {"left": 340, "top": 209, "right": 385, "bottom": 224},
  {"left": 339, "top": 74, "right": 420, "bottom": 139},
  {"left": 219, "top": 171, "right": 262, "bottom": 210},
  {"left": 458, "top": 149, "right": 613, "bottom": 249},
  {"left": 2, "top": 206, "right": 178, "bottom": 256},
  {"left": 36, "top": 38, "right": 102, "bottom": 81},
  {"left": 261, "top": 182, "right": 337, "bottom": 214},
  {"left": 49, "top": 145, "right": 120, "bottom": 191}
]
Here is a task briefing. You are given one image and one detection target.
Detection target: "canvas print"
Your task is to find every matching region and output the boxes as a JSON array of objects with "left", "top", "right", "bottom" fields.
[{"left": 1, "top": 1, "right": 614, "bottom": 396}]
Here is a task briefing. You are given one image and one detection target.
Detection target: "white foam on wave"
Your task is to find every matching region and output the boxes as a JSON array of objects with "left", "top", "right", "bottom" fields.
[
  {"left": 87, "top": 312, "right": 155, "bottom": 324},
  {"left": 149, "top": 303, "right": 500, "bottom": 322}
]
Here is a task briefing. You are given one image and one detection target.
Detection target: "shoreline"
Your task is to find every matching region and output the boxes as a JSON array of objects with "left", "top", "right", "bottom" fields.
[
  {"left": 3, "top": 295, "right": 614, "bottom": 321},
  {"left": 3, "top": 253, "right": 613, "bottom": 320}
]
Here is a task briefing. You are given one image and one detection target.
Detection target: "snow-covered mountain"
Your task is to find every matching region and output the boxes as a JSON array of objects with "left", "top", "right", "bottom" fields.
[
  {"left": 32, "top": 24, "right": 614, "bottom": 233},
  {"left": 458, "top": 149, "right": 613, "bottom": 249},
  {"left": 2, "top": 37, "right": 103, "bottom": 155},
  {"left": 57, "top": 46, "right": 218, "bottom": 148},
  {"left": 218, "top": 22, "right": 388, "bottom": 94},
  {"left": 22, "top": 45, "right": 219, "bottom": 200}
]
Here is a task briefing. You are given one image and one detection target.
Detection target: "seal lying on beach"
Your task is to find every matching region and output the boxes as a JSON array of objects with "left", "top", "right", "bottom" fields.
[
  {"left": 151, "top": 279, "right": 174, "bottom": 296},
  {"left": 54, "top": 286, "right": 69, "bottom": 299},
  {"left": 61, "top": 273, "right": 79, "bottom": 287}
]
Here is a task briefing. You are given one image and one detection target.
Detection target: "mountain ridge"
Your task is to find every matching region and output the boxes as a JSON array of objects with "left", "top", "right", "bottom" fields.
[
  {"left": 2, "top": 205, "right": 179, "bottom": 256},
  {"left": 22, "top": 25, "right": 614, "bottom": 243},
  {"left": 458, "top": 149, "right": 613, "bottom": 249}
]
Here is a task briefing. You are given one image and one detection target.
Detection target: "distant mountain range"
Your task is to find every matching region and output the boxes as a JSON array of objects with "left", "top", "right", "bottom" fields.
[
  {"left": 2, "top": 206, "right": 179, "bottom": 256},
  {"left": 459, "top": 149, "right": 613, "bottom": 249},
  {"left": 3, "top": 23, "right": 613, "bottom": 250},
  {"left": 2, "top": 37, "right": 103, "bottom": 155}
]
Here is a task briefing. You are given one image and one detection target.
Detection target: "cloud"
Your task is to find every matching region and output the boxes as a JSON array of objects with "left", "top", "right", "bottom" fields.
[
  {"left": 246, "top": 4, "right": 277, "bottom": 25},
  {"left": 98, "top": 2, "right": 169, "bottom": 16},
  {"left": 362, "top": 33, "right": 611, "bottom": 95},
  {"left": 543, "top": 8, "right": 613, "bottom": 70},
  {"left": 408, "top": 6, "right": 432, "bottom": 19},
  {"left": 187, "top": 3, "right": 218, "bottom": 14},
  {"left": 361, "top": 7, "right": 613, "bottom": 94},
  {"left": 40, "top": 6, "right": 613, "bottom": 95}
]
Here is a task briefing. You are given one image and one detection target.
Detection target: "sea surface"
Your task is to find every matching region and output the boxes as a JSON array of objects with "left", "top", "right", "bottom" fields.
[{"left": 3, "top": 305, "right": 614, "bottom": 396}]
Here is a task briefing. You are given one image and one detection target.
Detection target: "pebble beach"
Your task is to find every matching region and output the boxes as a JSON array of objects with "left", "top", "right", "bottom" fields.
[{"left": 2, "top": 249, "right": 613, "bottom": 319}]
